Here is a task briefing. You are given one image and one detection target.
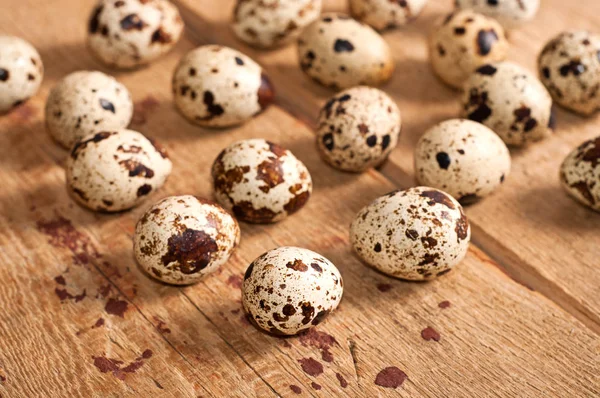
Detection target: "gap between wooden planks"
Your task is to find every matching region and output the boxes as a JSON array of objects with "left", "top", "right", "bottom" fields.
[
  {"left": 0, "top": 0, "right": 599, "bottom": 397},
  {"left": 173, "top": 0, "right": 600, "bottom": 333}
]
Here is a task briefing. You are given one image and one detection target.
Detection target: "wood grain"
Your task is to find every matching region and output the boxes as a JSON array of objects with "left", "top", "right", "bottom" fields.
[
  {"left": 174, "top": 0, "right": 600, "bottom": 331},
  {"left": 0, "top": 0, "right": 599, "bottom": 397}
]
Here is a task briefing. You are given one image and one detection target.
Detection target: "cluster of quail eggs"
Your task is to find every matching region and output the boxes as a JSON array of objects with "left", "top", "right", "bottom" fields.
[{"left": 2, "top": 0, "right": 599, "bottom": 340}]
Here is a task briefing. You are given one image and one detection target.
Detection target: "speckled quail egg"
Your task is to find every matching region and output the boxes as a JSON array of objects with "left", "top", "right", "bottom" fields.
[
  {"left": 455, "top": 0, "right": 539, "bottom": 30},
  {"left": 173, "top": 45, "right": 275, "bottom": 128},
  {"left": 560, "top": 136, "right": 600, "bottom": 211},
  {"left": 66, "top": 129, "right": 172, "bottom": 212},
  {"left": 45, "top": 71, "right": 133, "bottom": 149},
  {"left": 429, "top": 10, "right": 508, "bottom": 89},
  {"left": 316, "top": 86, "right": 401, "bottom": 172},
  {"left": 87, "top": 0, "right": 184, "bottom": 69},
  {"left": 212, "top": 138, "right": 312, "bottom": 223},
  {"left": 134, "top": 195, "right": 241, "bottom": 285},
  {"left": 297, "top": 13, "right": 394, "bottom": 89},
  {"left": 242, "top": 246, "right": 343, "bottom": 335},
  {"left": 414, "top": 119, "right": 511, "bottom": 204},
  {"left": 232, "top": 0, "right": 322, "bottom": 49},
  {"left": 461, "top": 61, "right": 554, "bottom": 146},
  {"left": 349, "top": 0, "right": 428, "bottom": 31},
  {"left": 350, "top": 187, "right": 470, "bottom": 281},
  {"left": 0, "top": 35, "right": 43, "bottom": 113},
  {"left": 538, "top": 31, "right": 600, "bottom": 116}
]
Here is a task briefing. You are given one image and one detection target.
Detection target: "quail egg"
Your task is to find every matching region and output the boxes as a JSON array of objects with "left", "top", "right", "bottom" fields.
[
  {"left": 415, "top": 119, "right": 511, "bottom": 203},
  {"left": 455, "top": 0, "right": 539, "bottom": 29},
  {"left": 134, "top": 195, "right": 241, "bottom": 285},
  {"left": 350, "top": 187, "right": 470, "bottom": 280},
  {"left": 45, "top": 71, "right": 133, "bottom": 149},
  {"left": 349, "top": 0, "right": 428, "bottom": 31},
  {"left": 232, "top": 0, "right": 322, "bottom": 48},
  {"left": 461, "top": 61, "right": 554, "bottom": 146},
  {"left": 560, "top": 136, "right": 600, "bottom": 211},
  {"left": 0, "top": 35, "right": 43, "bottom": 113},
  {"left": 173, "top": 45, "right": 275, "bottom": 127},
  {"left": 87, "top": 0, "right": 184, "bottom": 69},
  {"left": 66, "top": 129, "right": 172, "bottom": 212},
  {"left": 538, "top": 30, "right": 600, "bottom": 116},
  {"left": 242, "top": 246, "right": 343, "bottom": 335},
  {"left": 212, "top": 138, "right": 312, "bottom": 223},
  {"left": 429, "top": 10, "right": 508, "bottom": 89},
  {"left": 316, "top": 86, "right": 401, "bottom": 172},
  {"left": 297, "top": 13, "right": 394, "bottom": 89}
]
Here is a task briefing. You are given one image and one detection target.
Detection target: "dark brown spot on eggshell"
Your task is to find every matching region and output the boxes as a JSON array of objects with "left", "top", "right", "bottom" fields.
[
  {"left": 89, "top": 5, "right": 103, "bottom": 33},
  {"left": 161, "top": 229, "right": 218, "bottom": 274},
  {"left": 256, "top": 157, "right": 284, "bottom": 193},
  {"left": 120, "top": 14, "right": 147, "bottom": 31},
  {"left": 257, "top": 73, "right": 275, "bottom": 110},
  {"left": 137, "top": 184, "right": 152, "bottom": 197},
  {"left": 287, "top": 259, "right": 308, "bottom": 272},
  {"left": 420, "top": 190, "right": 456, "bottom": 209},
  {"left": 71, "top": 131, "right": 116, "bottom": 160},
  {"left": 0, "top": 69, "right": 9, "bottom": 82},
  {"left": 477, "top": 29, "right": 499, "bottom": 56},
  {"left": 151, "top": 28, "right": 172, "bottom": 44},
  {"left": 283, "top": 190, "right": 310, "bottom": 215},
  {"left": 232, "top": 201, "right": 278, "bottom": 223}
]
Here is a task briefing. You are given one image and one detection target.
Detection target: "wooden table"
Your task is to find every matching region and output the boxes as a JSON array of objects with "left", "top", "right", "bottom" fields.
[{"left": 1, "top": 0, "right": 599, "bottom": 396}]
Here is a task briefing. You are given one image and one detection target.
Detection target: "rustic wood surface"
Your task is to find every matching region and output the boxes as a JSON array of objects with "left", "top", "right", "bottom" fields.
[{"left": 0, "top": 0, "right": 599, "bottom": 397}]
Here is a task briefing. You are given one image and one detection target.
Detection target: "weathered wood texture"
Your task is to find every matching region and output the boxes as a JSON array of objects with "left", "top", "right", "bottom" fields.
[{"left": 0, "top": 0, "right": 599, "bottom": 397}]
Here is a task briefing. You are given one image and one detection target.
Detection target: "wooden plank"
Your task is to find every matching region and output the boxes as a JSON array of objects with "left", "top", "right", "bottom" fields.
[
  {"left": 0, "top": 0, "right": 599, "bottom": 397},
  {"left": 174, "top": 0, "right": 600, "bottom": 330}
]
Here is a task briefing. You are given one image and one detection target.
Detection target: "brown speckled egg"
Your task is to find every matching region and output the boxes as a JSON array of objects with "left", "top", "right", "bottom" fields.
[
  {"left": 0, "top": 35, "right": 43, "bottom": 113},
  {"left": 242, "top": 246, "right": 343, "bottom": 335},
  {"left": 212, "top": 139, "right": 312, "bottom": 223},
  {"left": 455, "top": 0, "right": 539, "bottom": 30},
  {"left": 232, "top": 0, "right": 322, "bottom": 48},
  {"left": 414, "top": 119, "right": 511, "bottom": 204},
  {"left": 538, "top": 31, "right": 600, "bottom": 116},
  {"left": 350, "top": 187, "right": 470, "bottom": 281},
  {"left": 297, "top": 13, "right": 394, "bottom": 89},
  {"left": 45, "top": 71, "right": 133, "bottom": 149},
  {"left": 461, "top": 61, "right": 554, "bottom": 146},
  {"left": 349, "top": 0, "right": 428, "bottom": 30},
  {"left": 173, "top": 45, "right": 275, "bottom": 127},
  {"left": 429, "top": 10, "right": 508, "bottom": 89},
  {"left": 134, "top": 195, "right": 240, "bottom": 285},
  {"left": 316, "top": 86, "right": 401, "bottom": 172},
  {"left": 87, "top": 0, "right": 184, "bottom": 69},
  {"left": 66, "top": 129, "right": 172, "bottom": 212},
  {"left": 560, "top": 136, "right": 600, "bottom": 211}
]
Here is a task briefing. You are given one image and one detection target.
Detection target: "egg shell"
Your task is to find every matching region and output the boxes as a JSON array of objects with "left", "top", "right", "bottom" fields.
[
  {"left": 461, "top": 61, "right": 554, "bottom": 146},
  {"left": 297, "top": 13, "right": 394, "bottom": 89},
  {"left": 0, "top": 35, "right": 43, "bottom": 113},
  {"left": 538, "top": 31, "right": 600, "bottom": 116},
  {"left": 455, "top": 0, "right": 539, "bottom": 29},
  {"left": 66, "top": 129, "right": 172, "bottom": 212},
  {"left": 45, "top": 71, "right": 133, "bottom": 149},
  {"left": 212, "top": 138, "right": 312, "bottom": 223},
  {"left": 429, "top": 10, "right": 508, "bottom": 89},
  {"left": 242, "top": 246, "right": 343, "bottom": 336},
  {"left": 349, "top": 0, "right": 427, "bottom": 30},
  {"left": 414, "top": 119, "right": 511, "bottom": 203},
  {"left": 350, "top": 186, "right": 471, "bottom": 281},
  {"left": 560, "top": 136, "right": 600, "bottom": 211},
  {"left": 316, "top": 86, "right": 401, "bottom": 172},
  {"left": 172, "top": 45, "right": 275, "bottom": 127},
  {"left": 87, "top": 0, "right": 184, "bottom": 69},
  {"left": 134, "top": 195, "right": 240, "bottom": 285},
  {"left": 232, "top": 0, "right": 322, "bottom": 48}
]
